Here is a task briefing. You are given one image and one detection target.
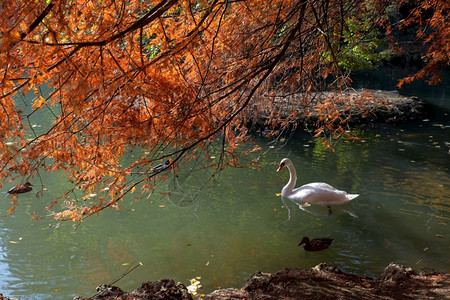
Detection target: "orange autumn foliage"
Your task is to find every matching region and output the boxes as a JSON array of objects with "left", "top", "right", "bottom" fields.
[
  {"left": 0, "top": 0, "right": 447, "bottom": 222},
  {"left": 390, "top": 0, "right": 449, "bottom": 87}
]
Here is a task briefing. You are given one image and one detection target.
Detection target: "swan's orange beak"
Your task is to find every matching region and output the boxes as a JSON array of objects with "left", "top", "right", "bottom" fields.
[{"left": 277, "top": 165, "right": 283, "bottom": 172}]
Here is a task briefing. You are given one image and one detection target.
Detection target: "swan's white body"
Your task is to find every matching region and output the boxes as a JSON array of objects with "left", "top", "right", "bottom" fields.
[{"left": 277, "top": 158, "right": 359, "bottom": 206}]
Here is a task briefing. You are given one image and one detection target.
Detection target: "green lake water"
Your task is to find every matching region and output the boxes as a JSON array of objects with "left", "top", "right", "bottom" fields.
[{"left": 0, "top": 71, "right": 449, "bottom": 298}]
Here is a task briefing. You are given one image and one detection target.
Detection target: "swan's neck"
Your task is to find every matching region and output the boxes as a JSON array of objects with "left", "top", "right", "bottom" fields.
[{"left": 282, "top": 164, "right": 297, "bottom": 196}]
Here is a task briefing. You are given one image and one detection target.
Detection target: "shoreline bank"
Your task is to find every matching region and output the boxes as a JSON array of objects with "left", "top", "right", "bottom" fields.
[{"left": 69, "top": 262, "right": 449, "bottom": 300}]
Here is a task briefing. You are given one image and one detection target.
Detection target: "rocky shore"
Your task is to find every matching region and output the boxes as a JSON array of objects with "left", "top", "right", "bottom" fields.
[{"left": 61, "top": 263, "right": 449, "bottom": 300}]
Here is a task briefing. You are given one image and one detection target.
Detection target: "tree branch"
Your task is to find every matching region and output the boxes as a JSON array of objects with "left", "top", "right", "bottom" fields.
[{"left": 20, "top": 1, "right": 55, "bottom": 39}]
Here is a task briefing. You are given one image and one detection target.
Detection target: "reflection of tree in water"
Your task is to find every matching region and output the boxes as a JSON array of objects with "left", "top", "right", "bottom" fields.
[{"left": 164, "top": 165, "right": 215, "bottom": 207}]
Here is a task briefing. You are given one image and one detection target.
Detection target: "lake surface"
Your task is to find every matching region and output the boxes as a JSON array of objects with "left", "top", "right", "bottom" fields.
[{"left": 1, "top": 72, "right": 449, "bottom": 299}]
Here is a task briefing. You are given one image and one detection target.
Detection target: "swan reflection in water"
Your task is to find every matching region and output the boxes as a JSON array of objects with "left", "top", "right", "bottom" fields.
[{"left": 280, "top": 195, "right": 358, "bottom": 220}]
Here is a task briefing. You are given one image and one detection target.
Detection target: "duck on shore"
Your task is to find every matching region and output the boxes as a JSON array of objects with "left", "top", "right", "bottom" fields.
[
  {"left": 7, "top": 182, "right": 33, "bottom": 194},
  {"left": 298, "top": 237, "right": 334, "bottom": 251}
]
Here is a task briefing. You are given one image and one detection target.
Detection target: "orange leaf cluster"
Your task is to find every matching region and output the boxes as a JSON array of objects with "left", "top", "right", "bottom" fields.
[{"left": 389, "top": 0, "right": 450, "bottom": 87}]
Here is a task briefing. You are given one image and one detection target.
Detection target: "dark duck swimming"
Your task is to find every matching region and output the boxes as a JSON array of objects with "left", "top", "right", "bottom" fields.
[
  {"left": 7, "top": 182, "right": 33, "bottom": 194},
  {"left": 298, "top": 236, "right": 333, "bottom": 251},
  {"left": 152, "top": 160, "right": 170, "bottom": 173}
]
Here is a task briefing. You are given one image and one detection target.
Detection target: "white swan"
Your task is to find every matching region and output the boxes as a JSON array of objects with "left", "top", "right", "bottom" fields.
[{"left": 277, "top": 158, "right": 359, "bottom": 207}]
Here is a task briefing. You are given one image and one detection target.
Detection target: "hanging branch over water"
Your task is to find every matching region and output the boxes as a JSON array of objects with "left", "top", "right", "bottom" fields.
[{"left": 0, "top": 0, "right": 447, "bottom": 222}]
